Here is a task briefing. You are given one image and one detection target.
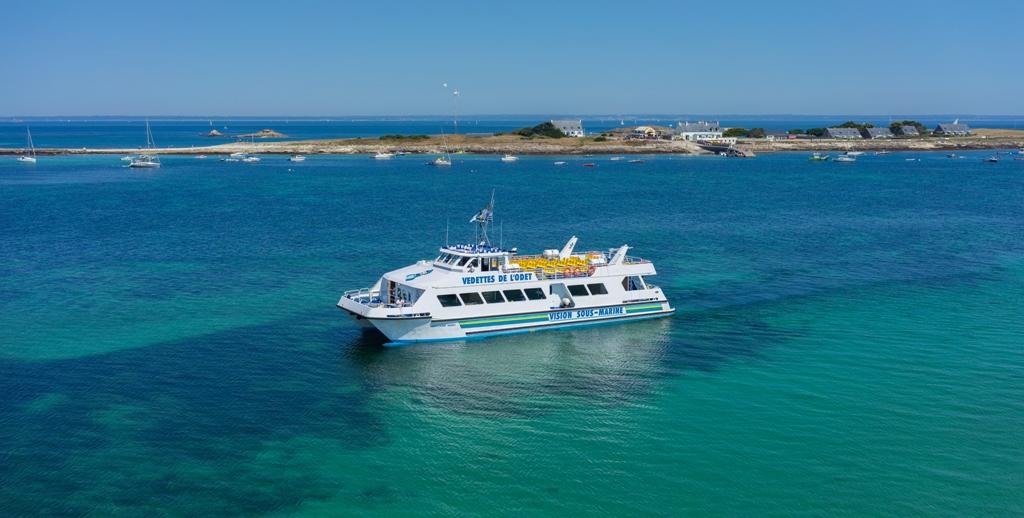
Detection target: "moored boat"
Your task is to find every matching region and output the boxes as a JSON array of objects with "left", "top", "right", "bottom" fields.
[
  {"left": 500, "top": 154, "right": 519, "bottom": 162},
  {"left": 809, "top": 153, "right": 830, "bottom": 161},
  {"left": 337, "top": 194, "right": 674, "bottom": 343},
  {"left": 17, "top": 128, "right": 37, "bottom": 163},
  {"left": 128, "top": 120, "right": 161, "bottom": 168},
  {"left": 373, "top": 152, "right": 394, "bottom": 160},
  {"left": 289, "top": 155, "right": 306, "bottom": 162}
]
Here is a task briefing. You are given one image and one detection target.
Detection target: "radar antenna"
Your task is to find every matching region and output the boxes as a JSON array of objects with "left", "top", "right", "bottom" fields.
[{"left": 469, "top": 190, "right": 495, "bottom": 246}]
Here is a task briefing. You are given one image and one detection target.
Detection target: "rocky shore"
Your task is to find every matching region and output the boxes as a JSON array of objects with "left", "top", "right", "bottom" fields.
[{"left": 3, "top": 129, "right": 1021, "bottom": 157}]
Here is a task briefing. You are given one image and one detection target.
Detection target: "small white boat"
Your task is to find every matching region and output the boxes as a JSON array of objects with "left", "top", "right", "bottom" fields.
[
  {"left": 196, "top": 155, "right": 207, "bottom": 159},
  {"left": 17, "top": 128, "right": 37, "bottom": 163},
  {"left": 289, "top": 155, "right": 306, "bottom": 162},
  {"left": 128, "top": 121, "right": 161, "bottom": 168},
  {"left": 120, "top": 155, "right": 136, "bottom": 162},
  {"left": 223, "top": 157, "right": 240, "bottom": 163},
  {"left": 430, "top": 156, "right": 452, "bottom": 167},
  {"left": 373, "top": 152, "right": 394, "bottom": 160},
  {"left": 843, "top": 150, "right": 865, "bottom": 157},
  {"left": 984, "top": 156, "right": 999, "bottom": 163},
  {"left": 905, "top": 158, "right": 920, "bottom": 162},
  {"left": 835, "top": 155, "right": 857, "bottom": 163},
  {"left": 242, "top": 156, "right": 261, "bottom": 163},
  {"left": 553, "top": 161, "right": 567, "bottom": 166},
  {"left": 229, "top": 151, "right": 246, "bottom": 158},
  {"left": 609, "top": 156, "right": 624, "bottom": 161},
  {"left": 128, "top": 155, "right": 161, "bottom": 168},
  {"left": 501, "top": 154, "right": 519, "bottom": 162}
]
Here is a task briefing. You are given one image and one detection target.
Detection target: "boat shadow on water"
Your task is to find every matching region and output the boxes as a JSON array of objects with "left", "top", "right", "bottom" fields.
[{"left": 337, "top": 305, "right": 795, "bottom": 418}]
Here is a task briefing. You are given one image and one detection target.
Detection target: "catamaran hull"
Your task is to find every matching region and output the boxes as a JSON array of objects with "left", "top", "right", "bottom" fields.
[{"left": 343, "top": 302, "right": 674, "bottom": 344}]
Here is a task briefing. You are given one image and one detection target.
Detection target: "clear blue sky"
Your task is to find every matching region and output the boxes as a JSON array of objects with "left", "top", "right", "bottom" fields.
[{"left": 4, "top": 0, "right": 1022, "bottom": 116}]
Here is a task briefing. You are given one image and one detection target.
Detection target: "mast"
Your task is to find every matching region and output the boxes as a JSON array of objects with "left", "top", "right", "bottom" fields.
[
  {"left": 26, "top": 128, "right": 35, "bottom": 156},
  {"left": 469, "top": 190, "right": 495, "bottom": 246}
]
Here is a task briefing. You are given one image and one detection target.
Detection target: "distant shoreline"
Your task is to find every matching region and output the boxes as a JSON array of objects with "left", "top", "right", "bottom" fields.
[{"left": 2, "top": 129, "right": 1022, "bottom": 156}]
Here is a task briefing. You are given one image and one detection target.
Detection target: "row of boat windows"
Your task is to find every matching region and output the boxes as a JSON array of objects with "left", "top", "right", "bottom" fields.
[
  {"left": 435, "top": 254, "right": 502, "bottom": 271},
  {"left": 437, "top": 283, "right": 609, "bottom": 308}
]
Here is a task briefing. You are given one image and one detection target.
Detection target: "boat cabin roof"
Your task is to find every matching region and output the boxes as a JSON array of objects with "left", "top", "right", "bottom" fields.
[{"left": 439, "top": 243, "right": 514, "bottom": 257}]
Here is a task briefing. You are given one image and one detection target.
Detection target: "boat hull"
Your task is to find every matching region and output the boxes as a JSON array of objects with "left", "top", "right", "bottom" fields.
[{"left": 345, "top": 301, "right": 674, "bottom": 344}]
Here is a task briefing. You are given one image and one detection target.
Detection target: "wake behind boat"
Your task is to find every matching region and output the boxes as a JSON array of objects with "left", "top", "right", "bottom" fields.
[{"left": 337, "top": 194, "right": 674, "bottom": 343}]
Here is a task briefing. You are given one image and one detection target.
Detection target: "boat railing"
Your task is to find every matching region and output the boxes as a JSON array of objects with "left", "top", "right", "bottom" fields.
[{"left": 343, "top": 288, "right": 423, "bottom": 311}]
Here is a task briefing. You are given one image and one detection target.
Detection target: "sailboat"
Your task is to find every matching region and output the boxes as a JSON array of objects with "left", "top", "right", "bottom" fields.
[
  {"left": 129, "top": 120, "right": 161, "bottom": 168},
  {"left": 429, "top": 129, "right": 452, "bottom": 166},
  {"left": 17, "top": 128, "right": 37, "bottom": 163}
]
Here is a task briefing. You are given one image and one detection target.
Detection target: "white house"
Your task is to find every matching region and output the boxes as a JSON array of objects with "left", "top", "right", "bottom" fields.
[
  {"left": 550, "top": 119, "right": 585, "bottom": 137},
  {"left": 674, "top": 120, "right": 722, "bottom": 142}
]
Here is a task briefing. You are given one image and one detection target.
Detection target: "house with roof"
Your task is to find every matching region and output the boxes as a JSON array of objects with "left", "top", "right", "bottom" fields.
[
  {"left": 934, "top": 122, "right": 971, "bottom": 136},
  {"left": 674, "top": 121, "right": 722, "bottom": 142},
  {"left": 864, "top": 127, "right": 894, "bottom": 139},
  {"left": 550, "top": 119, "right": 584, "bottom": 137},
  {"left": 898, "top": 125, "right": 920, "bottom": 137},
  {"left": 824, "top": 127, "right": 863, "bottom": 139},
  {"left": 630, "top": 125, "right": 674, "bottom": 140},
  {"left": 765, "top": 130, "right": 795, "bottom": 142}
]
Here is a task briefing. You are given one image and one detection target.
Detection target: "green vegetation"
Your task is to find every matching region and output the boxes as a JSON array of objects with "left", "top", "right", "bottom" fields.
[
  {"left": 593, "top": 136, "right": 608, "bottom": 142},
  {"left": 837, "top": 121, "right": 874, "bottom": 130},
  {"left": 379, "top": 134, "right": 430, "bottom": 141},
  {"left": 788, "top": 129, "right": 805, "bottom": 135},
  {"left": 512, "top": 122, "right": 565, "bottom": 138},
  {"left": 746, "top": 128, "right": 766, "bottom": 138},
  {"left": 806, "top": 128, "right": 827, "bottom": 137},
  {"left": 888, "top": 120, "right": 927, "bottom": 136},
  {"left": 723, "top": 127, "right": 748, "bottom": 138}
]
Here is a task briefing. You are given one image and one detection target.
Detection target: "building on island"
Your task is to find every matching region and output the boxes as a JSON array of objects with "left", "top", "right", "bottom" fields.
[
  {"left": 629, "top": 125, "right": 673, "bottom": 140},
  {"left": 934, "top": 122, "right": 970, "bottom": 136},
  {"left": 674, "top": 121, "right": 722, "bottom": 142},
  {"left": 898, "top": 125, "right": 920, "bottom": 137},
  {"left": 864, "top": 127, "right": 894, "bottom": 139},
  {"left": 765, "top": 130, "right": 795, "bottom": 142},
  {"left": 550, "top": 119, "right": 585, "bottom": 137},
  {"left": 824, "top": 127, "right": 863, "bottom": 139}
]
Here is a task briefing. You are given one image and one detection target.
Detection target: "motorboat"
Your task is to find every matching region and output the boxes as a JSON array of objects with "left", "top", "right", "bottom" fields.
[
  {"left": 834, "top": 155, "right": 857, "bottom": 163},
  {"left": 373, "top": 152, "right": 395, "bottom": 160},
  {"left": 500, "top": 154, "right": 519, "bottom": 162},
  {"left": 242, "top": 156, "right": 261, "bottom": 163},
  {"left": 289, "top": 155, "right": 307, "bottom": 162}
]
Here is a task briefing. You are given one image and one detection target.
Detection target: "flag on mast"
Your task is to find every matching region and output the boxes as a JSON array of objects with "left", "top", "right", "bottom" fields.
[{"left": 470, "top": 190, "right": 495, "bottom": 223}]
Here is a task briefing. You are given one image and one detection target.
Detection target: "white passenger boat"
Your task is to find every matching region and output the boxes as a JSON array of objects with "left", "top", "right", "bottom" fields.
[{"left": 337, "top": 195, "right": 674, "bottom": 344}]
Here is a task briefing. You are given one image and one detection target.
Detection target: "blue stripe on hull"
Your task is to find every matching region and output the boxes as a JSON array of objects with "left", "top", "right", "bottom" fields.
[{"left": 384, "top": 309, "right": 674, "bottom": 346}]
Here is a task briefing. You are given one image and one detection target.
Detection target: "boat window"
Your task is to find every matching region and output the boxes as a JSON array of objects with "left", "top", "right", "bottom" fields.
[
  {"left": 587, "top": 283, "right": 608, "bottom": 295},
  {"left": 524, "top": 288, "right": 546, "bottom": 300},
  {"left": 481, "top": 291, "right": 505, "bottom": 303},
  {"left": 489, "top": 258, "right": 500, "bottom": 271},
  {"left": 457, "top": 256, "right": 470, "bottom": 267},
  {"left": 622, "top": 276, "right": 645, "bottom": 291},
  {"left": 469, "top": 258, "right": 479, "bottom": 269},
  {"left": 459, "top": 292, "right": 484, "bottom": 305},
  {"left": 437, "top": 294, "right": 461, "bottom": 307},
  {"left": 568, "top": 285, "right": 590, "bottom": 297},
  {"left": 503, "top": 289, "right": 526, "bottom": 302}
]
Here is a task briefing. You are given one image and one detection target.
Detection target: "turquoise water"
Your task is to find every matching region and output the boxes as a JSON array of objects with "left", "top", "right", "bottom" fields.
[{"left": 1, "top": 152, "right": 1022, "bottom": 516}]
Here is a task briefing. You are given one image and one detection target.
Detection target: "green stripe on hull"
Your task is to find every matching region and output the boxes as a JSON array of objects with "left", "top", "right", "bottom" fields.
[
  {"left": 460, "top": 313, "right": 550, "bottom": 328},
  {"left": 459, "top": 303, "right": 666, "bottom": 330},
  {"left": 625, "top": 304, "right": 665, "bottom": 314}
]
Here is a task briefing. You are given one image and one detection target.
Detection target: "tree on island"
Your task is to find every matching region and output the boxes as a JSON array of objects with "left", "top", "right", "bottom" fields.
[
  {"left": 888, "top": 120, "right": 927, "bottom": 136},
  {"left": 723, "top": 127, "right": 748, "bottom": 138},
  {"left": 788, "top": 129, "right": 805, "bottom": 135},
  {"left": 837, "top": 121, "right": 874, "bottom": 130},
  {"left": 512, "top": 122, "right": 566, "bottom": 138},
  {"left": 746, "top": 128, "right": 766, "bottom": 138},
  {"left": 806, "top": 128, "right": 826, "bottom": 137}
]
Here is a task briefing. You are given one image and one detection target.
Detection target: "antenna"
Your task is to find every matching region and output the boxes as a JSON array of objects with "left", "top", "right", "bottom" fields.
[
  {"left": 499, "top": 219, "right": 503, "bottom": 249},
  {"left": 445, "top": 217, "right": 450, "bottom": 247}
]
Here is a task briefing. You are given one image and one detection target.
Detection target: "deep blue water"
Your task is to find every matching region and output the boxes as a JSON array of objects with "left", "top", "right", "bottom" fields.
[
  {"left": 2, "top": 115, "right": 1023, "bottom": 149},
  {"left": 1, "top": 151, "right": 1023, "bottom": 516}
]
